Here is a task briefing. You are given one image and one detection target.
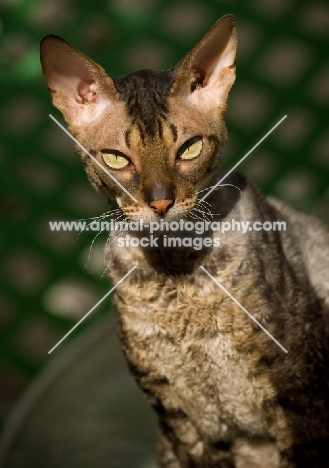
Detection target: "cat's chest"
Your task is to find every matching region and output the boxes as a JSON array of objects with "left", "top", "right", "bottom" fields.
[{"left": 114, "top": 270, "right": 274, "bottom": 440}]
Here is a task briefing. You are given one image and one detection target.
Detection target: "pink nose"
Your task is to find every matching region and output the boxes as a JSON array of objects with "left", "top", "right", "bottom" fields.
[{"left": 149, "top": 199, "right": 174, "bottom": 216}]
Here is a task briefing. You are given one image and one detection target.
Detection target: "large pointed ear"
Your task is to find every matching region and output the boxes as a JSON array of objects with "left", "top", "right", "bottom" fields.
[
  {"left": 40, "top": 36, "right": 116, "bottom": 127},
  {"left": 172, "top": 15, "right": 237, "bottom": 110}
]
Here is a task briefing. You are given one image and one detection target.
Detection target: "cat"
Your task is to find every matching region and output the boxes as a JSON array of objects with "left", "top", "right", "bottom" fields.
[{"left": 40, "top": 14, "right": 329, "bottom": 468}]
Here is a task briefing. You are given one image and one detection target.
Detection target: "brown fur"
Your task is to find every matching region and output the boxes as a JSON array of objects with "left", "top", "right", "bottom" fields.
[{"left": 40, "top": 15, "right": 329, "bottom": 467}]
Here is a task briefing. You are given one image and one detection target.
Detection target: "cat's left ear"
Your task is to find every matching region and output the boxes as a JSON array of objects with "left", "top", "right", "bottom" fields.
[{"left": 172, "top": 14, "right": 237, "bottom": 110}]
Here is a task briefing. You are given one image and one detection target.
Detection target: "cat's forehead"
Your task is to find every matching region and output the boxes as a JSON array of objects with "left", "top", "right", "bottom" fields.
[
  {"left": 113, "top": 69, "right": 174, "bottom": 140},
  {"left": 111, "top": 68, "right": 212, "bottom": 149}
]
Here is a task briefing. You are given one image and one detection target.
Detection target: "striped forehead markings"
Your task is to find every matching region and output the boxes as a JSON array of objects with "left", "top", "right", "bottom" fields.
[{"left": 113, "top": 68, "right": 175, "bottom": 141}]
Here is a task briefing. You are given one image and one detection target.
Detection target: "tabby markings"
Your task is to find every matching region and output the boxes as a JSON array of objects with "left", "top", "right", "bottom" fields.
[
  {"left": 200, "top": 266, "right": 288, "bottom": 353},
  {"left": 49, "top": 114, "right": 138, "bottom": 202}
]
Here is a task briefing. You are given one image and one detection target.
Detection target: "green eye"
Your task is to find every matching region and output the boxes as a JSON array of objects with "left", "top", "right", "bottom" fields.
[
  {"left": 178, "top": 137, "right": 203, "bottom": 160},
  {"left": 102, "top": 151, "right": 129, "bottom": 169}
]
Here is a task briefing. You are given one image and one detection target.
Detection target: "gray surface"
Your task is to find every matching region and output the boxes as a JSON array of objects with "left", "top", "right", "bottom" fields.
[{"left": 0, "top": 314, "right": 157, "bottom": 468}]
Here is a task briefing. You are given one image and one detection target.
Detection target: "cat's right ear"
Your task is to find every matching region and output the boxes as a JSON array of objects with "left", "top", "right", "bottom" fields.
[
  {"left": 171, "top": 15, "right": 237, "bottom": 112},
  {"left": 40, "top": 36, "right": 116, "bottom": 127}
]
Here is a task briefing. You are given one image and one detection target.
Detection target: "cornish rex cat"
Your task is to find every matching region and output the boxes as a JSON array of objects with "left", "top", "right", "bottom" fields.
[{"left": 40, "top": 15, "right": 329, "bottom": 467}]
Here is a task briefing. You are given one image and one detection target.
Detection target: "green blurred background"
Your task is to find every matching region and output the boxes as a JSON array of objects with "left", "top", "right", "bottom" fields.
[{"left": 0, "top": 0, "right": 328, "bottom": 434}]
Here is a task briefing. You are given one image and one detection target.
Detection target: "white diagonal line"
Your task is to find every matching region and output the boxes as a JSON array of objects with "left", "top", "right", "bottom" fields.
[
  {"left": 200, "top": 115, "right": 287, "bottom": 202},
  {"left": 200, "top": 266, "right": 288, "bottom": 353},
  {"left": 48, "top": 266, "right": 137, "bottom": 354},
  {"left": 49, "top": 114, "right": 138, "bottom": 203}
]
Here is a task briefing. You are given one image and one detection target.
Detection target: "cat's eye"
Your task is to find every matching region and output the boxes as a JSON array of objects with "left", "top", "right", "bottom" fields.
[
  {"left": 178, "top": 137, "right": 203, "bottom": 161},
  {"left": 102, "top": 151, "right": 129, "bottom": 169}
]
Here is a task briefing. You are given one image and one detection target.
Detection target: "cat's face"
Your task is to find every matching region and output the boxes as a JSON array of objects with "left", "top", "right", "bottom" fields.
[{"left": 40, "top": 15, "right": 237, "bottom": 222}]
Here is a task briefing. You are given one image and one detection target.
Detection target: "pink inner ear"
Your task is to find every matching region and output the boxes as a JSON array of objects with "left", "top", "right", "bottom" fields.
[
  {"left": 41, "top": 35, "right": 116, "bottom": 126},
  {"left": 188, "top": 18, "right": 236, "bottom": 93},
  {"left": 192, "top": 49, "right": 219, "bottom": 87},
  {"left": 41, "top": 37, "right": 98, "bottom": 103},
  {"left": 77, "top": 82, "right": 97, "bottom": 104},
  {"left": 191, "top": 67, "right": 206, "bottom": 91}
]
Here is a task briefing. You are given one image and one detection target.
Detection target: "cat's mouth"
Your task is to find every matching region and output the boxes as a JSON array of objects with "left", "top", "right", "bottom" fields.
[{"left": 118, "top": 195, "right": 200, "bottom": 224}]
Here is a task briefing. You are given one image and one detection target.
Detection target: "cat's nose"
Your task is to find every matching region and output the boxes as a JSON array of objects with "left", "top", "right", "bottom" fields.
[{"left": 149, "top": 199, "right": 174, "bottom": 216}]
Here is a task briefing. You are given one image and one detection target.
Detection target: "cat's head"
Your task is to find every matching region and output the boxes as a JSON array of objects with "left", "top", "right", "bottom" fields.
[{"left": 40, "top": 15, "right": 237, "bottom": 222}]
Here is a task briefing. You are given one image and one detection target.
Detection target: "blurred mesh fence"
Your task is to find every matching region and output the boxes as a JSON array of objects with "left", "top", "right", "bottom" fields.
[{"left": 0, "top": 0, "right": 328, "bottom": 431}]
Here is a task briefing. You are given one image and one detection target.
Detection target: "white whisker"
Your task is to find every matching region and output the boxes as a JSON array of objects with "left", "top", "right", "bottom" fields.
[
  {"left": 193, "top": 208, "right": 210, "bottom": 222},
  {"left": 84, "top": 208, "right": 126, "bottom": 269},
  {"left": 194, "top": 201, "right": 222, "bottom": 217},
  {"left": 76, "top": 209, "right": 122, "bottom": 239},
  {"left": 196, "top": 183, "right": 242, "bottom": 197},
  {"left": 100, "top": 218, "right": 131, "bottom": 279}
]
